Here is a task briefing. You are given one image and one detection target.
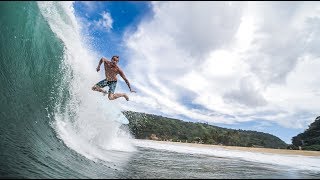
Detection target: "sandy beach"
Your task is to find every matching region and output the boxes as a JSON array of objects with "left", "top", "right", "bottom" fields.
[{"left": 145, "top": 140, "right": 320, "bottom": 157}]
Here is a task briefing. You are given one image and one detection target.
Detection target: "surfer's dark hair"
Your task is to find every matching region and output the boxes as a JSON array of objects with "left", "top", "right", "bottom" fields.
[{"left": 111, "top": 55, "right": 119, "bottom": 60}]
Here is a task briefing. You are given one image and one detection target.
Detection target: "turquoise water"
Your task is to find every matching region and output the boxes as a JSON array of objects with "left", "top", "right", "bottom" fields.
[
  {"left": 0, "top": 2, "right": 319, "bottom": 178},
  {"left": 0, "top": 2, "right": 126, "bottom": 178}
]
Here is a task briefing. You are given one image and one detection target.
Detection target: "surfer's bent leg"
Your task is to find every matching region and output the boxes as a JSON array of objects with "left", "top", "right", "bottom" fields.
[
  {"left": 108, "top": 93, "right": 129, "bottom": 101},
  {"left": 92, "top": 79, "right": 107, "bottom": 94},
  {"left": 106, "top": 81, "right": 129, "bottom": 101}
]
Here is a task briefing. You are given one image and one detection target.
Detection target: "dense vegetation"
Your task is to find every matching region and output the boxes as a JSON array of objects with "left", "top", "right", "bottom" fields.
[
  {"left": 291, "top": 116, "right": 320, "bottom": 151},
  {"left": 123, "top": 111, "right": 288, "bottom": 149}
]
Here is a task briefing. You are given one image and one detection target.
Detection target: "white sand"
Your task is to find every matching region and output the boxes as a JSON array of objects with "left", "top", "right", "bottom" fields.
[{"left": 148, "top": 140, "right": 320, "bottom": 157}]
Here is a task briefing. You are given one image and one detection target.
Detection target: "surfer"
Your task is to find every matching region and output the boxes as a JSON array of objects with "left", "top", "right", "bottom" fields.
[{"left": 92, "top": 55, "right": 136, "bottom": 101}]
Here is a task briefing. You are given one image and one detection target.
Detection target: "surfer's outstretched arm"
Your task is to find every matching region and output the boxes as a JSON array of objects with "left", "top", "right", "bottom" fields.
[
  {"left": 119, "top": 69, "right": 136, "bottom": 93},
  {"left": 96, "top": 57, "right": 107, "bottom": 71}
]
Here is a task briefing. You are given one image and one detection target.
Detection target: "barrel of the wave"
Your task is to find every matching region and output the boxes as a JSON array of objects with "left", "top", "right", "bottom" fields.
[
  {"left": 0, "top": 2, "right": 123, "bottom": 178},
  {"left": 0, "top": 2, "right": 70, "bottom": 178}
]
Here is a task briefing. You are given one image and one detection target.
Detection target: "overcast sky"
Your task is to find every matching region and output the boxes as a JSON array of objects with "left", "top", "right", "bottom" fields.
[{"left": 74, "top": 1, "right": 320, "bottom": 143}]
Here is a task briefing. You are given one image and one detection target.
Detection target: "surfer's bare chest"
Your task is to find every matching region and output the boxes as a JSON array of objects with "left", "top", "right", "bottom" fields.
[{"left": 104, "top": 62, "right": 119, "bottom": 81}]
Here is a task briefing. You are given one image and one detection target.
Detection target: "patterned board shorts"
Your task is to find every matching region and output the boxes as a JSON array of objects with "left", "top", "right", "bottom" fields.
[{"left": 95, "top": 79, "right": 117, "bottom": 94}]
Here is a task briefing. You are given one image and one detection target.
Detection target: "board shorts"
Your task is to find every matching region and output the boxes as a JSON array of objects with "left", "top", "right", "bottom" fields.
[{"left": 95, "top": 79, "right": 117, "bottom": 94}]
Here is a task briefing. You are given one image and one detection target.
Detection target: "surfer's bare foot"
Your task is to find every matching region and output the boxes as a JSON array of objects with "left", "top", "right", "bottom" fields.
[{"left": 124, "top": 94, "right": 129, "bottom": 101}]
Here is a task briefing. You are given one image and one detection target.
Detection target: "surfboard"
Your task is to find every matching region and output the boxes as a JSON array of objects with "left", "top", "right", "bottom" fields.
[{"left": 97, "top": 96, "right": 129, "bottom": 124}]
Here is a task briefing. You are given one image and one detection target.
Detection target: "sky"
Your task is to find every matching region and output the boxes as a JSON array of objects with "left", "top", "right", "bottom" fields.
[{"left": 73, "top": 1, "right": 320, "bottom": 144}]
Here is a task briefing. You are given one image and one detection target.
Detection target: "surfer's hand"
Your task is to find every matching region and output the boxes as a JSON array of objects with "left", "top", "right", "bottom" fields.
[{"left": 96, "top": 67, "right": 100, "bottom": 72}]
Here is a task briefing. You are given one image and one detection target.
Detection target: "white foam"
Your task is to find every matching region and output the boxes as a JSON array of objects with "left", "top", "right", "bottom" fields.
[
  {"left": 37, "top": 1, "right": 136, "bottom": 164},
  {"left": 133, "top": 139, "right": 320, "bottom": 172}
]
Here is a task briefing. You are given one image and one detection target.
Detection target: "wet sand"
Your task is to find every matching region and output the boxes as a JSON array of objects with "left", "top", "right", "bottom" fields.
[{"left": 146, "top": 140, "right": 320, "bottom": 157}]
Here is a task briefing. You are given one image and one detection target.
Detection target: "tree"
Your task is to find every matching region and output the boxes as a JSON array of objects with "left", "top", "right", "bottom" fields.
[{"left": 292, "top": 116, "right": 320, "bottom": 151}]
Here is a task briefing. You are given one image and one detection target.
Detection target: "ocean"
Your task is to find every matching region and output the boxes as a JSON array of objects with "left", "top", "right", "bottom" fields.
[{"left": 0, "top": 2, "right": 319, "bottom": 179}]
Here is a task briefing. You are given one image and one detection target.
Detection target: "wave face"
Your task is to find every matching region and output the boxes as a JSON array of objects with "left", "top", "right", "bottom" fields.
[{"left": 0, "top": 2, "right": 134, "bottom": 178}]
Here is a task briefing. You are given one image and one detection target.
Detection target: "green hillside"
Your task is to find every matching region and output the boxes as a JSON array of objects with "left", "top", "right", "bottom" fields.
[
  {"left": 291, "top": 116, "right": 320, "bottom": 151},
  {"left": 123, "top": 111, "right": 288, "bottom": 149}
]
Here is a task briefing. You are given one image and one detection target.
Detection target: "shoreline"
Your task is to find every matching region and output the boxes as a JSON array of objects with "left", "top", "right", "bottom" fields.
[{"left": 141, "top": 139, "right": 320, "bottom": 157}]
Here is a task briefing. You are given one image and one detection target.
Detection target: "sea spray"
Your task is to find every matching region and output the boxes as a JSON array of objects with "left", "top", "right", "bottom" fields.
[{"left": 37, "top": 1, "right": 136, "bottom": 164}]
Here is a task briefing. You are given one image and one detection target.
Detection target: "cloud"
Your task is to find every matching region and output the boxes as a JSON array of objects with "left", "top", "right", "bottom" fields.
[
  {"left": 93, "top": 11, "right": 113, "bottom": 32},
  {"left": 120, "top": 1, "right": 320, "bottom": 130},
  {"left": 148, "top": 1, "right": 246, "bottom": 58},
  {"left": 78, "top": 1, "right": 103, "bottom": 14},
  {"left": 223, "top": 77, "right": 267, "bottom": 108}
]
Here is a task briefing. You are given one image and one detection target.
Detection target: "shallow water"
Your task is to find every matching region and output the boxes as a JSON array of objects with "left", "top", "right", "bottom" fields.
[{"left": 116, "top": 140, "right": 320, "bottom": 179}]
